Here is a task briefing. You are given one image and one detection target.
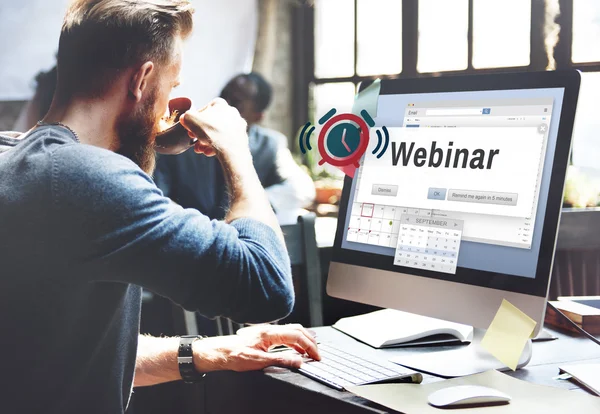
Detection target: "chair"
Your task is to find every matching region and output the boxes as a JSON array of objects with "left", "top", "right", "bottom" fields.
[{"left": 281, "top": 212, "right": 324, "bottom": 328}]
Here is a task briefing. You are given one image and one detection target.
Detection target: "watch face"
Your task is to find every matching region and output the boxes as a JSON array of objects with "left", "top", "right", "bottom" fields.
[{"left": 326, "top": 122, "right": 362, "bottom": 158}]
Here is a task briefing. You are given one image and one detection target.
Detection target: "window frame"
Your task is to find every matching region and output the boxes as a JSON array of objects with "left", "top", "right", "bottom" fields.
[
  {"left": 292, "top": 0, "right": 600, "bottom": 137},
  {"left": 290, "top": 0, "right": 600, "bottom": 170}
]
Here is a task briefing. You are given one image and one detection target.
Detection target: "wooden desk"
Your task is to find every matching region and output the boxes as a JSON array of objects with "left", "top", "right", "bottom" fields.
[{"left": 203, "top": 326, "right": 600, "bottom": 414}]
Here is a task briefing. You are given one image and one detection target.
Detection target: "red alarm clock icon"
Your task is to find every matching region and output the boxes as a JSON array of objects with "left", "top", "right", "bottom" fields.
[{"left": 317, "top": 111, "right": 372, "bottom": 168}]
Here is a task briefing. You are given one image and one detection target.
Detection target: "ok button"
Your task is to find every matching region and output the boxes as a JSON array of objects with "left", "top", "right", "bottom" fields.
[{"left": 428, "top": 187, "right": 447, "bottom": 200}]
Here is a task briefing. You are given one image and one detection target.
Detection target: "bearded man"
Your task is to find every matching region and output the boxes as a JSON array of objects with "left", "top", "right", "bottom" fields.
[{"left": 0, "top": 1, "right": 318, "bottom": 413}]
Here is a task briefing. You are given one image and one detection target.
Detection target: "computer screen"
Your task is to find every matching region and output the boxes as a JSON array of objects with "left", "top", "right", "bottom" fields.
[
  {"left": 329, "top": 72, "right": 580, "bottom": 318},
  {"left": 342, "top": 87, "right": 563, "bottom": 280}
]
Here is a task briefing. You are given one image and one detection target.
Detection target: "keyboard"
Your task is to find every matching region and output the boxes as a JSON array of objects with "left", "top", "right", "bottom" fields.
[{"left": 298, "top": 343, "right": 423, "bottom": 391}]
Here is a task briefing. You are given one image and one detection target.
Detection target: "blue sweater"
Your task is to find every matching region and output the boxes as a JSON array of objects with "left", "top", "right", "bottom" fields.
[{"left": 0, "top": 125, "right": 293, "bottom": 413}]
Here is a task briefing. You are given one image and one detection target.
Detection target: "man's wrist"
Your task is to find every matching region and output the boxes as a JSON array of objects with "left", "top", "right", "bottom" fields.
[
  {"left": 217, "top": 147, "right": 253, "bottom": 175},
  {"left": 218, "top": 150, "right": 262, "bottom": 198},
  {"left": 191, "top": 336, "right": 222, "bottom": 373}
]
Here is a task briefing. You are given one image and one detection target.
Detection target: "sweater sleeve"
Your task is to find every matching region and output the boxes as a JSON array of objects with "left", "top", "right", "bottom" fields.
[{"left": 50, "top": 145, "right": 294, "bottom": 323}]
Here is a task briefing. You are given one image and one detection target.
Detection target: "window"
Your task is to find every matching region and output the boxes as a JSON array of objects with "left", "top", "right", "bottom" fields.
[
  {"left": 418, "top": 0, "right": 468, "bottom": 73},
  {"left": 472, "top": 0, "right": 531, "bottom": 69},
  {"left": 571, "top": 72, "right": 600, "bottom": 169},
  {"left": 309, "top": 1, "right": 537, "bottom": 131},
  {"left": 312, "top": 0, "right": 403, "bottom": 126},
  {"left": 572, "top": 0, "right": 600, "bottom": 63},
  {"left": 314, "top": 0, "right": 354, "bottom": 78},
  {"left": 311, "top": 82, "right": 356, "bottom": 122},
  {"left": 300, "top": 0, "right": 600, "bottom": 178},
  {"left": 569, "top": 0, "right": 600, "bottom": 171},
  {"left": 356, "top": 0, "right": 402, "bottom": 76}
]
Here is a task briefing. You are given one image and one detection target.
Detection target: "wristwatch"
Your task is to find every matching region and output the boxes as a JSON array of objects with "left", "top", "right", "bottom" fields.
[{"left": 178, "top": 335, "right": 207, "bottom": 383}]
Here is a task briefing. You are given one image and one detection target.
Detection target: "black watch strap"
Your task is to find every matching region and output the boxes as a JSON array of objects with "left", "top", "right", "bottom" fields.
[{"left": 178, "top": 335, "right": 207, "bottom": 383}]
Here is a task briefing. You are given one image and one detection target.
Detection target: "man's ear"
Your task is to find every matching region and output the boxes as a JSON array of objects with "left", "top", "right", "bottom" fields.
[
  {"left": 129, "top": 61, "right": 154, "bottom": 102},
  {"left": 255, "top": 112, "right": 265, "bottom": 123}
]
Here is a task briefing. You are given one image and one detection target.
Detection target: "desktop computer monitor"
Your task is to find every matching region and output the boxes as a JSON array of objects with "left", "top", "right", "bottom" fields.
[{"left": 327, "top": 70, "right": 580, "bottom": 339}]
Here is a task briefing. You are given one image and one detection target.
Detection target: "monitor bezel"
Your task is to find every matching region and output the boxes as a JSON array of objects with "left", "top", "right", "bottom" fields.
[{"left": 332, "top": 70, "right": 581, "bottom": 298}]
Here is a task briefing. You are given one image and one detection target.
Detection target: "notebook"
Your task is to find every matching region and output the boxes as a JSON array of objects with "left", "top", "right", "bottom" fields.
[
  {"left": 559, "top": 363, "right": 600, "bottom": 396},
  {"left": 332, "top": 308, "right": 473, "bottom": 348},
  {"left": 558, "top": 295, "right": 600, "bottom": 310},
  {"left": 547, "top": 299, "right": 600, "bottom": 334}
]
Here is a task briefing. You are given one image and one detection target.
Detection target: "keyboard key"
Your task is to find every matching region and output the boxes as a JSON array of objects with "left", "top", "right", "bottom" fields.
[
  {"left": 335, "top": 371, "right": 362, "bottom": 385},
  {"left": 348, "top": 370, "right": 376, "bottom": 382},
  {"left": 300, "top": 364, "right": 337, "bottom": 381},
  {"left": 385, "top": 363, "right": 411, "bottom": 375},
  {"left": 306, "top": 361, "right": 338, "bottom": 376},
  {"left": 303, "top": 362, "right": 361, "bottom": 386},
  {"left": 319, "top": 363, "right": 363, "bottom": 383},
  {"left": 321, "top": 352, "right": 350, "bottom": 366},
  {"left": 376, "top": 367, "right": 398, "bottom": 377}
]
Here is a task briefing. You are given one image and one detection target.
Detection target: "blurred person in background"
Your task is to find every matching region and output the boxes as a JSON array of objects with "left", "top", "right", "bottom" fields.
[{"left": 154, "top": 72, "right": 315, "bottom": 224}]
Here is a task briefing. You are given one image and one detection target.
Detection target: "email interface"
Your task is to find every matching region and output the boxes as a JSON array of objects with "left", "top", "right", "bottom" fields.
[{"left": 341, "top": 88, "right": 565, "bottom": 279}]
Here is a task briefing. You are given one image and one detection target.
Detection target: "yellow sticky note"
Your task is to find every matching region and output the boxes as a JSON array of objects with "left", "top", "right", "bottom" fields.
[{"left": 480, "top": 299, "right": 537, "bottom": 370}]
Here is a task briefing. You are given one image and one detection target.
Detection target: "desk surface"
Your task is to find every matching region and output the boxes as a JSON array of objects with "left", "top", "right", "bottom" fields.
[{"left": 204, "top": 326, "right": 600, "bottom": 414}]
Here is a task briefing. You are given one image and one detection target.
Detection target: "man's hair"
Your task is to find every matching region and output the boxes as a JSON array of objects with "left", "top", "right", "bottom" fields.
[
  {"left": 220, "top": 72, "right": 273, "bottom": 113},
  {"left": 57, "top": 0, "right": 194, "bottom": 98}
]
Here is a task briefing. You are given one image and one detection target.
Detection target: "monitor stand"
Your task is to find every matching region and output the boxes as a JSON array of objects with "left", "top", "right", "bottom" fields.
[{"left": 389, "top": 328, "right": 532, "bottom": 378}]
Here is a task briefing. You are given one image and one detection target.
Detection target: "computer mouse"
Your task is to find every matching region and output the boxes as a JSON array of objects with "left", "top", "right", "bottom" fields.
[{"left": 428, "top": 385, "right": 511, "bottom": 408}]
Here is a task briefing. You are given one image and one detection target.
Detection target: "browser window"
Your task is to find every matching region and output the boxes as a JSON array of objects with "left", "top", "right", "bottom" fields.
[
  {"left": 341, "top": 88, "right": 565, "bottom": 278},
  {"left": 354, "top": 98, "right": 552, "bottom": 249}
]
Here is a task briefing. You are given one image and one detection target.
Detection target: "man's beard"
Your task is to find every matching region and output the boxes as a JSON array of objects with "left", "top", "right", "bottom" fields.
[{"left": 116, "top": 89, "right": 159, "bottom": 175}]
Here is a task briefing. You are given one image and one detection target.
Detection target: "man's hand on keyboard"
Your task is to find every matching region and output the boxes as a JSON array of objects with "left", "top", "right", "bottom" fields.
[{"left": 192, "top": 324, "right": 321, "bottom": 373}]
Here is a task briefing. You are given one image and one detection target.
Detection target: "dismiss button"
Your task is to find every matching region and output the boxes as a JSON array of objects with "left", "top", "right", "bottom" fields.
[{"left": 372, "top": 184, "right": 399, "bottom": 197}]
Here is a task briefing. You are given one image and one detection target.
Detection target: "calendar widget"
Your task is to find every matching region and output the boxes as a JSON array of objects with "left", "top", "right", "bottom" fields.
[{"left": 394, "top": 214, "right": 464, "bottom": 274}]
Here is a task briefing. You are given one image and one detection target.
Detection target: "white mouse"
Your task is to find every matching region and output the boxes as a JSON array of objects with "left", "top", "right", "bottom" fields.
[{"left": 428, "top": 385, "right": 511, "bottom": 408}]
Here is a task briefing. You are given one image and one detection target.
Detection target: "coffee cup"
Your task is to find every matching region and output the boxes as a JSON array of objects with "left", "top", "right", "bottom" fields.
[{"left": 155, "top": 97, "right": 196, "bottom": 155}]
